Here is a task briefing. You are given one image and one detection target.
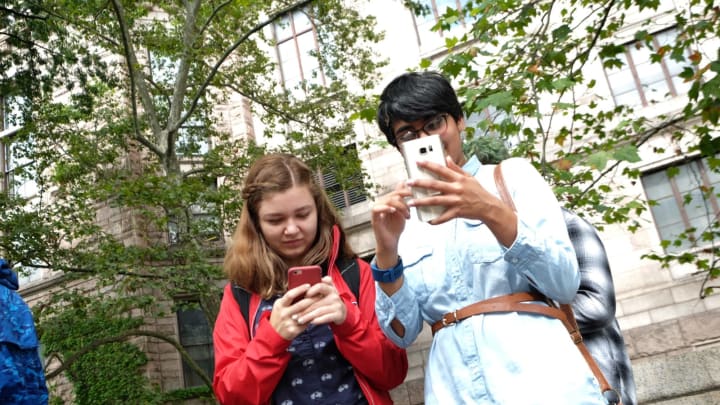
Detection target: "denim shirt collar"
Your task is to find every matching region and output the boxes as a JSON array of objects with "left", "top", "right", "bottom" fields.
[{"left": 463, "top": 155, "right": 481, "bottom": 176}]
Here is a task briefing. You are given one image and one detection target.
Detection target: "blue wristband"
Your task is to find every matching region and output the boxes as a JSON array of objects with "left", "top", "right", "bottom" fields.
[{"left": 371, "top": 258, "right": 404, "bottom": 283}]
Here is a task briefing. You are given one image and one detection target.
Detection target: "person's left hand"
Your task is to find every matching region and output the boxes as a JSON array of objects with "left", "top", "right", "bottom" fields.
[
  {"left": 294, "top": 276, "right": 347, "bottom": 326},
  {"left": 408, "top": 156, "right": 499, "bottom": 224}
]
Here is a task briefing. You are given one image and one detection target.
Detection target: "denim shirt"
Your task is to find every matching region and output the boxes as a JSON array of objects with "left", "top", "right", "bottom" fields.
[{"left": 375, "top": 157, "right": 606, "bottom": 404}]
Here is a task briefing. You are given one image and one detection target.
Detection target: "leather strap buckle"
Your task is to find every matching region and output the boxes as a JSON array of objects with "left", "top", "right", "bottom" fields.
[
  {"left": 570, "top": 328, "right": 583, "bottom": 344},
  {"left": 441, "top": 310, "right": 458, "bottom": 327}
]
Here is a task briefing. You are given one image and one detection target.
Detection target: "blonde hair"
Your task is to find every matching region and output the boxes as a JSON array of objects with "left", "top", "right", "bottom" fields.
[{"left": 224, "top": 153, "right": 355, "bottom": 299}]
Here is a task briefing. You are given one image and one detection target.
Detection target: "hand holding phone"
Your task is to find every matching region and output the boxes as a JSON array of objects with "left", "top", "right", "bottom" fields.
[
  {"left": 287, "top": 265, "right": 322, "bottom": 303},
  {"left": 401, "top": 134, "right": 447, "bottom": 222}
]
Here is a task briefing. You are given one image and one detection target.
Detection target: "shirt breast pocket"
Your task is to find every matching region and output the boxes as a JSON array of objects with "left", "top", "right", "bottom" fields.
[
  {"left": 460, "top": 218, "right": 505, "bottom": 264},
  {"left": 400, "top": 243, "right": 434, "bottom": 270},
  {"left": 400, "top": 242, "right": 448, "bottom": 289}
]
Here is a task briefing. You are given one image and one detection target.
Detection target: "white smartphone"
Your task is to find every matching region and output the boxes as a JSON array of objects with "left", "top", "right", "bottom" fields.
[{"left": 400, "top": 134, "right": 447, "bottom": 222}]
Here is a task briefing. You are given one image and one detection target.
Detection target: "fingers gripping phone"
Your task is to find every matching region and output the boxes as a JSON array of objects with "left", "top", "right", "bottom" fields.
[
  {"left": 401, "top": 134, "right": 448, "bottom": 222},
  {"left": 287, "top": 265, "right": 322, "bottom": 303}
]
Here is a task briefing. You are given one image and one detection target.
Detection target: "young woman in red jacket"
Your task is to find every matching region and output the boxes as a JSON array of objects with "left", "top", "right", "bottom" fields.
[{"left": 213, "top": 153, "right": 408, "bottom": 404}]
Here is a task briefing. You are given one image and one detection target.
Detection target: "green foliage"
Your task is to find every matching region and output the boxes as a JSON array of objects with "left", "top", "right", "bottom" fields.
[
  {"left": 405, "top": 0, "right": 720, "bottom": 295},
  {"left": 463, "top": 135, "right": 510, "bottom": 165},
  {"left": 1, "top": 0, "right": 385, "bottom": 401},
  {"left": 39, "top": 293, "right": 160, "bottom": 403},
  {"left": 161, "top": 386, "right": 214, "bottom": 403},
  {"left": 70, "top": 343, "right": 158, "bottom": 404}
]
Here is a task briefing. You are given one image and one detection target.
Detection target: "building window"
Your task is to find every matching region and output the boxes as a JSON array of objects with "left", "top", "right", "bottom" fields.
[
  {"left": 412, "top": 0, "right": 470, "bottom": 48},
  {"left": 177, "top": 116, "right": 210, "bottom": 156},
  {"left": 1, "top": 97, "right": 36, "bottom": 198},
  {"left": 1, "top": 130, "right": 36, "bottom": 197},
  {"left": 641, "top": 156, "right": 720, "bottom": 253},
  {"left": 273, "top": 9, "right": 325, "bottom": 93},
  {"left": 316, "top": 144, "right": 367, "bottom": 210},
  {"left": 318, "top": 168, "right": 367, "bottom": 210},
  {"left": 605, "top": 27, "right": 692, "bottom": 108},
  {"left": 2, "top": 96, "right": 41, "bottom": 285},
  {"left": 148, "top": 52, "right": 210, "bottom": 155},
  {"left": 2, "top": 95, "right": 24, "bottom": 131},
  {"left": 176, "top": 303, "right": 214, "bottom": 388},
  {"left": 168, "top": 180, "right": 222, "bottom": 245}
]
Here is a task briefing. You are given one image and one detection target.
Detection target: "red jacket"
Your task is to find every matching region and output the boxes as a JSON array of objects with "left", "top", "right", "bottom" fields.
[{"left": 212, "top": 231, "right": 408, "bottom": 404}]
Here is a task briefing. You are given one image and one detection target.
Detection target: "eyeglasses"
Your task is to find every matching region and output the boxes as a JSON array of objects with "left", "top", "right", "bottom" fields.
[{"left": 395, "top": 114, "right": 449, "bottom": 145}]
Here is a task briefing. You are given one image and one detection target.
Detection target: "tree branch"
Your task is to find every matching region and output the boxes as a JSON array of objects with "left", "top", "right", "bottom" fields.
[
  {"left": 28, "top": 263, "right": 171, "bottom": 280},
  {"left": 0, "top": 6, "right": 48, "bottom": 20},
  {"left": 223, "top": 81, "right": 313, "bottom": 128},
  {"left": 165, "top": 0, "right": 202, "bottom": 160},
  {"left": 195, "top": 0, "right": 233, "bottom": 41},
  {"left": 28, "top": 2, "right": 120, "bottom": 48},
  {"left": 569, "top": 0, "right": 617, "bottom": 69},
  {"left": 45, "top": 329, "right": 212, "bottom": 388},
  {"left": 571, "top": 115, "right": 688, "bottom": 206},
  {"left": 181, "top": 0, "right": 313, "bottom": 129},
  {"left": 0, "top": 31, "right": 57, "bottom": 55},
  {"left": 110, "top": 0, "right": 164, "bottom": 157}
]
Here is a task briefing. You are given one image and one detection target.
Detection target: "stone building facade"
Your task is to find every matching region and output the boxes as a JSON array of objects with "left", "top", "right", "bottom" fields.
[{"left": 10, "top": 1, "right": 720, "bottom": 404}]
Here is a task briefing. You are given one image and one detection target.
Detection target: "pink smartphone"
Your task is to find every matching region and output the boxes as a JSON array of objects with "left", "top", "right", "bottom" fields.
[{"left": 287, "top": 265, "right": 322, "bottom": 291}]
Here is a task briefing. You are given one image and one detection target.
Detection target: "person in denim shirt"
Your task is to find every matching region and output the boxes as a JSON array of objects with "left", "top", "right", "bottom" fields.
[
  {"left": 471, "top": 138, "right": 637, "bottom": 404},
  {"left": 370, "top": 71, "right": 606, "bottom": 404},
  {"left": 0, "top": 258, "right": 49, "bottom": 405}
]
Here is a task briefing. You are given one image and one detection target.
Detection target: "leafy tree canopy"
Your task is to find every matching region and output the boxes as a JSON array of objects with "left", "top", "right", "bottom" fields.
[
  {"left": 404, "top": 0, "right": 719, "bottom": 295},
  {"left": 1, "top": 0, "right": 384, "bottom": 401}
]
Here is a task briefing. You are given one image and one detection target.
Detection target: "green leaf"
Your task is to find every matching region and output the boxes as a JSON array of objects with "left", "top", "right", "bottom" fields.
[
  {"left": 699, "top": 134, "right": 720, "bottom": 156},
  {"left": 551, "top": 78, "right": 574, "bottom": 90},
  {"left": 588, "top": 151, "right": 611, "bottom": 170},
  {"left": 552, "top": 24, "right": 571, "bottom": 41},
  {"left": 613, "top": 145, "right": 641, "bottom": 163},
  {"left": 478, "top": 91, "right": 515, "bottom": 109}
]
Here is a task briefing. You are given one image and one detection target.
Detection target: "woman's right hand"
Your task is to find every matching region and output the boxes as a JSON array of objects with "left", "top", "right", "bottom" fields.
[
  {"left": 370, "top": 182, "right": 412, "bottom": 263},
  {"left": 270, "top": 284, "right": 312, "bottom": 340}
]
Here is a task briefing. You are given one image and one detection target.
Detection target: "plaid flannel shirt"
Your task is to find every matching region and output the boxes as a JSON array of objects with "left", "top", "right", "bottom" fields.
[{"left": 563, "top": 209, "right": 638, "bottom": 405}]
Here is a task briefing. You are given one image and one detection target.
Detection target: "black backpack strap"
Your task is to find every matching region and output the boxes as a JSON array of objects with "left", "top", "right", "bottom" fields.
[
  {"left": 336, "top": 256, "right": 360, "bottom": 303},
  {"left": 231, "top": 283, "right": 251, "bottom": 337}
]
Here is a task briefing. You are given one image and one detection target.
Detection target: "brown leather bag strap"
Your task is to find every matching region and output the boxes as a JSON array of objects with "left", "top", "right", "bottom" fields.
[
  {"left": 430, "top": 291, "right": 554, "bottom": 334},
  {"left": 494, "top": 163, "right": 516, "bottom": 211},
  {"left": 491, "top": 161, "right": 620, "bottom": 403}
]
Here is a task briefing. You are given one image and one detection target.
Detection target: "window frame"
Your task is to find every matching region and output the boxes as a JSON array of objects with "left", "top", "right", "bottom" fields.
[
  {"left": 1, "top": 128, "right": 34, "bottom": 197},
  {"left": 167, "top": 178, "right": 223, "bottom": 246},
  {"left": 641, "top": 155, "right": 720, "bottom": 253},
  {"left": 604, "top": 26, "right": 692, "bottom": 108},
  {"left": 411, "top": 0, "right": 470, "bottom": 47},
  {"left": 175, "top": 300, "right": 215, "bottom": 388},
  {"left": 1, "top": 96, "right": 35, "bottom": 198},
  {"left": 272, "top": 8, "right": 326, "bottom": 92},
  {"left": 313, "top": 144, "right": 367, "bottom": 211}
]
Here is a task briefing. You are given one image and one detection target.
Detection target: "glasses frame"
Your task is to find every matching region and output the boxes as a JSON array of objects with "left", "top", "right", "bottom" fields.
[{"left": 394, "top": 113, "right": 449, "bottom": 145}]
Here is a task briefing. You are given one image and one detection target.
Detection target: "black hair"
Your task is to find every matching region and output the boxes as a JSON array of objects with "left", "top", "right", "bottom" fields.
[{"left": 377, "top": 71, "right": 463, "bottom": 148}]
